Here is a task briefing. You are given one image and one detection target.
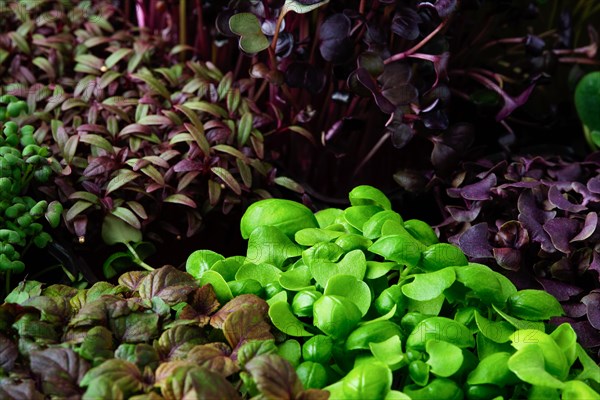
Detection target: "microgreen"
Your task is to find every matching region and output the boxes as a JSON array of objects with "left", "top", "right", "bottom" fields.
[
  {"left": 181, "top": 184, "right": 600, "bottom": 398},
  {"left": 438, "top": 154, "right": 600, "bottom": 358}
]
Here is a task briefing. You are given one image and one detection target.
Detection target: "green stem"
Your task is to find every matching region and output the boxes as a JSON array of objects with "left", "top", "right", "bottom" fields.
[{"left": 124, "top": 242, "right": 154, "bottom": 271}]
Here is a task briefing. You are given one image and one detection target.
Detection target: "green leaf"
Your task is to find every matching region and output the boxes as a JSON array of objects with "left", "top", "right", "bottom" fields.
[
  {"left": 368, "top": 229, "right": 425, "bottom": 267},
  {"left": 164, "top": 194, "right": 197, "bottom": 208},
  {"left": 575, "top": 72, "right": 600, "bottom": 134},
  {"left": 467, "top": 352, "right": 519, "bottom": 386},
  {"left": 420, "top": 243, "right": 467, "bottom": 271},
  {"left": 509, "top": 329, "right": 569, "bottom": 380},
  {"left": 199, "top": 270, "right": 233, "bottom": 304},
  {"left": 313, "top": 295, "right": 362, "bottom": 340},
  {"left": 324, "top": 274, "right": 371, "bottom": 316},
  {"left": 506, "top": 290, "right": 564, "bottom": 321},
  {"left": 575, "top": 344, "right": 600, "bottom": 384},
  {"left": 406, "top": 317, "right": 474, "bottom": 351},
  {"left": 105, "top": 48, "right": 132, "bottom": 69},
  {"left": 277, "top": 340, "right": 302, "bottom": 367},
  {"left": 401, "top": 267, "right": 456, "bottom": 301},
  {"left": 101, "top": 214, "right": 142, "bottom": 245},
  {"left": 340, "top": 361, "right": 393, "bottom": 400},
  {"left": 132, "top": 70, "right": 171, "bottom": 99},
  {"left": 425, "top": 339, "right": 464, "bottom": 377},
  {"left": 246, "top": 226, "right": 303, "bottom": 268},
  {"left": 106, "top": 170, "right": 141, "bottom": 194},
  {"left": 549, "top": 323, "right": 577, "bottom": 368},
  {"left": 183, "top": 101, "right": 228, "bottom": 118},
  {"left": 241, "top": 198, "right": 318, "bottom": 239},
  {"left": 211, "top": 166, "right": 242, "bottom": 195},
  {"left": 84, "top": 360, "right": 144, "bottom": 397},
  {"left": 279, "top": 265, "right": 313, "bottom": 291},
  {"left": 66, "top": 200, "right": 93, "bottom": 221},
  {"left": 137, "top": 115, "right": 172, "bottom": 126},
  {"left": 492, "top": 304, "right": 545, "bottom": 331},
  {"left": 473, "top": 310, "right": 514, "bottom": 343},
  {"left": 78, "top": 326, "right": 114, "bottom": 364},
  {"left": 454, "top": 263, "right": 516, "bottom": 306},
  {"left": 507, "top": 344, "right": 565, "bottom": 389},
  {"left": 111, "top": 206, "right": 141, "bottom": 229},
  {"left": 369, "top": 335, "right": 405, "bottom": 370},
  {"left": 268, "top": 301, "right": 313, "bottom": 337},
  {"left": 562, "top": 381, "right": 600, "bottom": 400},
  {"left": 363, "top": 211, "right": 403, "bottom": 239},
  {"left": 346, "top": 321, "right": 403, "bottom": 351},
  {"left": 186, "top": 250, "right": 225, "bottom": 278},
  {"left": 348, "top": 185, "right": 391, "bottom": 210},
  {"left": 404, "top": 219, "right": 439, "bottom": 246},
  {"left": 343, "top": 205, "right": 383, "bottom": 231},
  {"left": 235, "top": 262, "right": 282, "bottom": 286},
  {"left": 237, "top": 112, "right": 253, "bottom": 146},
  {"left": 295, "top": 228, "right": 344, "bottom": 246},
  {"left": 229, "top": 13, "right": 270, "bottom": 54}
]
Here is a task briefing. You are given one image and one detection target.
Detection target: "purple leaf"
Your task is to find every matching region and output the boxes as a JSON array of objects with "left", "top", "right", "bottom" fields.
[
  {"left": 458, "top": 222, "right": 493, "bottom": 258},
  {"left": 587, "top": 176, "right": 600, "bottom": 194},
  {"left": 543, "top": 218, "right": 580, "bottom": 253},
  {"left": 355, "top": 68, "right": 396, "bottom": 114},
  {"left": 536, "top": 278, "right": 585, "bottom": 301},
  {"left": 547, "top": 184, "right": 587, "bottom": 212},
  {"left": 449, "top": 173, "right": 496, "bottom": 201},
  {"left": 517, "top": 190, "right": 556, "bottom": 252},
  {"left": 496, "top": 221, "right": 529, "bottom": 249},
  {"left": 582, "top": 291, "right": 600, "bottom": 329},
  {"left": 418, "top": 0, "right": 458, "bottom": 18},
  {"left": 319, "top": 14, "right": 353, "bottom": 64},
  {"left": 495, "top": 82, "right": 537, "bottom": 122},
  {"left": 571, "top": 212, "right": 598, "bottom": 242},
  {"left": 562, "top": 302, "right": 587, "bottom": 318},
  {"left": 446, "top": 204, "right": 483, "bottom": 222},
  {"left": 391, "top": 8, "right": 422, "bottom": 41},
  {"left": 493, "top": 247, "right": 521, "bottom": 271}
]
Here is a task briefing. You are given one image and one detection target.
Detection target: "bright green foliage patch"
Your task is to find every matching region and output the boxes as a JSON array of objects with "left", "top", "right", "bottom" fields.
[{"left": 186, "top": 185, "right": 600, "bottom": 399}]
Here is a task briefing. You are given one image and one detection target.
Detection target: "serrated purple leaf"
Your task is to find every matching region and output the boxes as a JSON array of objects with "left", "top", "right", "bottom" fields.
[
  {"left": 543, "top": 218, "right": 580, "bottom": 253},
  {"left": 457, "top": 222, "right": 493, "bottom": 258}
]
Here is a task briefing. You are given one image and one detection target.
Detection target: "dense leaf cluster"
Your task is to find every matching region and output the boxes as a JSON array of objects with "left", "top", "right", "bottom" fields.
[
  {"left": 0, "top": 265, "right": 327, "bottom": 399},
  {"left": 0, "top": 95, "right": 62, "bottom": 282},
  {"left": 437, "top": 154, "right": 600, "bottom": 358},
  {"left": 0, "top": 0, "right": 291, "bottom": 247},
  {"left": 184, "top": 185, "right": 600, "bottom": 398},
  {"left": 133, "top": 0, "right": 599, "bottom": 197}
]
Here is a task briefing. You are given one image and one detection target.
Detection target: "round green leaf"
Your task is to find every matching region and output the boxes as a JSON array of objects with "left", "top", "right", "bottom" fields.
[
  {"left": 240, "top": 198, "right": 318, "bottom": 239},
  {"left": 324, "top": 274, "right": 371, "bottom": 316}
]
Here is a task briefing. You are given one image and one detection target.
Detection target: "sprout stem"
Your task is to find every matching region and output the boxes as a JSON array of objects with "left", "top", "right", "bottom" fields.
[{"left": 384, "top": 18, "right": 448, "bottom": 65}]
